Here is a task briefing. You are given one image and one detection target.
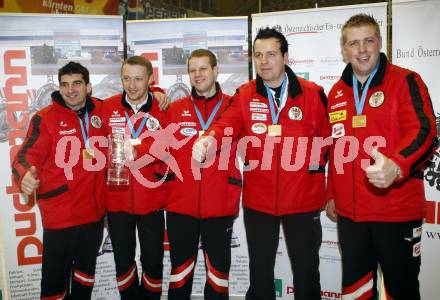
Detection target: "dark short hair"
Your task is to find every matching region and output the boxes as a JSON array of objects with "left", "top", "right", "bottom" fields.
[
  {"left": 187, "top": 49, "right": 217, "bottom": 70},
  {"left": 58, "top": 61, "right": 90, "bottom": 84},
  {"left": 253, "top": 27, "right": 289, "bottom": 55},
  {"left": 122, "top": 56, "right": 153, "bottom": 77}
]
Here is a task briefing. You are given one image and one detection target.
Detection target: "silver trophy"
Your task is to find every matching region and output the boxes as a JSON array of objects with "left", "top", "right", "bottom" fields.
[{"left": 107, "top": 133, "right": 130, "bottom": 185}]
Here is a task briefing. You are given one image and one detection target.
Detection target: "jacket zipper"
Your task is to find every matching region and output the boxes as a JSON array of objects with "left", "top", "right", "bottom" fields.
[
  {"left": 275, "top": 141, "right": 280, "bottom": 215},
  {"left": 94, "top": 171, "right": 99, "bottom": 218},
  {"left": 198, "top": 101, "right": 208, "bottom": 218}
]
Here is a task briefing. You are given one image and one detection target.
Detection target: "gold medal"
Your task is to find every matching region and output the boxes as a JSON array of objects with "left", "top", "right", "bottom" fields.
[
  {"left": 268, "top": 124, "right": 282, "bottom": 136},
  {"left": 83, "top": 148, "right": 94, "bottom": 159},
  {"left": 352, "top": 115, "right": 367, "bottom": 128},
  {"left": 198, "top": 130, "right": 205, "bottom": 137},
  {"left": 130, "top": 138, "right": 141, "bottom": 146}
]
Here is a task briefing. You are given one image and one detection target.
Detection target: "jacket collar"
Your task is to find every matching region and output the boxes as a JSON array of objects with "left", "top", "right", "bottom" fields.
[
  {"left": 256, "top": 65, "right": 302, "bottom": 100},
  {"left": 51, "top": 90, "right": 95, "bottom": 117},
  {"left": 191, "top": 82, "right": 222, "bottom": 101},
  {"left": 121, "top": 89, "right": 153, "bottom": 113},
  {"left": 340, "top": 52, "right": 388, "bottom": 88}
]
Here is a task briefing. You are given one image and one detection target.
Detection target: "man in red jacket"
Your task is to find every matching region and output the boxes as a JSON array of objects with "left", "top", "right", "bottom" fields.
[
  {"left": 193, "top": 29, "right": 330, "bottom": 300},
  {"left": 101, "top": 56, "right": 168, "bottom": 300},
  {"left": 165, "top": 49, "right": 242, "bottom": 300},
  {"left": 12, "top": 62, "right": 106, "bottom": 300},
  {"left": 326, "top": 14, "right": 437, "bottom": 299}
]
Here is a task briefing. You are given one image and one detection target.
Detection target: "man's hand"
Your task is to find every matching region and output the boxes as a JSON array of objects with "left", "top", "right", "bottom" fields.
[
  {"left": 21, "top": 166, "right": 40, "bottom": 196},
  {"left": 125, "top": 140, "right": 136, "bottom": 161},
  {"left": 153, "top": 91, "right": 170, "bottom": 111},
  {"left": 325, "top": 199, "right": 337, "bottom": 222},
  {"left": 192, "top": 134, "right": 215, "bottom": 163},
  {"left": 365, "top": 147, "right": 400, "bottom": 188}
]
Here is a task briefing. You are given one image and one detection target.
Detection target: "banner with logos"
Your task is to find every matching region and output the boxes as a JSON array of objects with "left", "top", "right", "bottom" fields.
[
  {"left": 126, "top": 17, "right": 250, "bottom": 297},
  {"left": 0, "top": 13, "right": 124, "bottom": 299},
  {"left": 392, "top": 1, "right": 440, "bottom": 299},
  {"left": 0, "top": 0, "right": 119, "bottom": 15},
  {"left": 252, "top": 3, "right": 387, "bottom": 299}
]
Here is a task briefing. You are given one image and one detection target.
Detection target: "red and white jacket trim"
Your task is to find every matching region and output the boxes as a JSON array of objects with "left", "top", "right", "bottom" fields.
[
  {"left": 142, "top": 272, "right": 162, "bottom": 292},
  {"left": 73, "top": 268, "right": 95, "bottom": 287},
  {"left": 117, "top": 264, "right": 137, "bottom": 291},
  {"left": 40, "top": 288, "right": 67, "bottom": 300},
  {"left": 342, "top": 272, "right": 374, "bottom": 300},
  {"left": 205, "top": 253, "right": 229, "bottom": 293},
  {"left": 169, "top": 256, "right": 196, "bottom": 289}
]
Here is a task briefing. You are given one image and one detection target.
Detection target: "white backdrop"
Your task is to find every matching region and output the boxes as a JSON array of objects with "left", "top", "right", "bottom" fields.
[
  {"left": 392, "top": 1, "right": 440, "bottom": 299},
  {"left": 251, "top": 3, "right": 387, "bottom": 299},
  {"left": 0, "top": 13, "right": 124, "bottom": 300}
]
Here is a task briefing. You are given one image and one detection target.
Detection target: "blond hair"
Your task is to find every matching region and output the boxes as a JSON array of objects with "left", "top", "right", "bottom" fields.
[{"left": 341, "top": 13, "right": 381, "bottom": 45}]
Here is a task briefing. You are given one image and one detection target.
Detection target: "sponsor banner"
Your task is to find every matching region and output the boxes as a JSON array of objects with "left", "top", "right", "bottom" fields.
[
  {"left": 126, "top": 17, "right": 250, "bottom": 297},
  {"left": 252, "top": 4, "right": 387, "bottom": 299},
  {"left": 393, "top": 1, "right": 440, "bottom": 299},
  {"left": 0, "top": 0, "right": 119, "bottom": 15},
  {"left": 0, "top": 14, "right": 123, "bottom": 299},
  {"left": 119, "top": 0, "right": 186, "bottom": 20},
  {"left": 252, "top": 3, "right": 387, "bottom": 93}
]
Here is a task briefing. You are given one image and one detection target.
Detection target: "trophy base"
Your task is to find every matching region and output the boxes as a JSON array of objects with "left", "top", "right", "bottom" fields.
[
  {"left": 107, "top": 178, "right": 129, "bottom": 186},
  {"left": 107, "top": 168, "right": 129, "bottom": 186}
]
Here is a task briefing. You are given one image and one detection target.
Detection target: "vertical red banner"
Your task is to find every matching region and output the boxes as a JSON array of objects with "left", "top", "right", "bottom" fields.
[
  {"left": 426, "top": 200, "right": 436, "bottom": 224},
  {"left": 437, "top": 202, "right": 440, "bottom": 225},
  {"left": 141, "top": 52, "right": 159, "bottom": 85}
]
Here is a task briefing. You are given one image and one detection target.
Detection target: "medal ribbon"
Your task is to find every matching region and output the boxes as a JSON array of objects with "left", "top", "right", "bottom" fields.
[
  {"left": 192, "top": 97, "right": 223, "bottom": 131},
  {"left": 125, "top": 91, "right": 152, "bottom": 138},
  {"left": 125, "top": 111, "right": 149, "bottom": 139},
  {"left": 352, "top": 63, "right": 379, "bottom": 115},
  {"left": 265, "top": 74, "right": 287, "bottom": 125},
  {"left": 78, "top": 110, "right": 90, "bottom": 148}
]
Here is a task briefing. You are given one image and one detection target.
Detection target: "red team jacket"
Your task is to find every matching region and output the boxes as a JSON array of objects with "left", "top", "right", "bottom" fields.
[
  {"left": 209, "top": 67, "right": 330, "bottom": 216},
  {"left": 12, "top": 92, "right": 106, "bottom": 229},
  {"left": 101, "top": 91, "right": 168, "bottom": 215},
  {"left": 164, "top": 85, "right": 242, "bottom": 218},
  {"left": 327, "top": 53, "right": 437, "bottom": 222}
]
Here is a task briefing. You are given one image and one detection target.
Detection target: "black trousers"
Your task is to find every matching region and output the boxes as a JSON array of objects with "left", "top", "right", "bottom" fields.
[
  {"left": 166, "top": 212, "right": 234, "bottom": 300},
  {"left": 243, "top": 207, "right": 322, "bottom": 300},
  {"left": 107, "top": 210, "right": 164, "bottom": 300},
  {"left": 40, "top": 218, "right": 104, "bottom": 300},
  {"left": 338, "top": 216, "right": 422, "bottom": 300}
]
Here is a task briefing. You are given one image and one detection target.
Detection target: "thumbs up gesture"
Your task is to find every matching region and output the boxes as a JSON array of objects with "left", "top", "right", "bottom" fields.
[
  {"left": 21, "top": 166, "right": 40, "bottom": 196},
  {"left": 365, "top": 147, "right": 401, "bottom": 189},
  {"left": 192, "top": 132, "right": 215, "bottom": 163}
]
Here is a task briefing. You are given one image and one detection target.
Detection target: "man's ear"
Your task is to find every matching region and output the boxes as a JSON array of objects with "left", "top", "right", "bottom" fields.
[{"left": 86, "top": 82, "right": 92, "bottom": 94}]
